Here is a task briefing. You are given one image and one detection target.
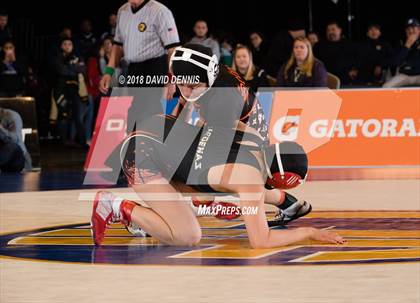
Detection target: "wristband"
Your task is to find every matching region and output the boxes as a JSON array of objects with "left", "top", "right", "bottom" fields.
[{"left": 104, "top": 66, "right": 115, "bottom": 76}]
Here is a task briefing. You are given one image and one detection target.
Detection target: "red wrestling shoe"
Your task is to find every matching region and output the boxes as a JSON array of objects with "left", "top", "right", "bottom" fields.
[
  {"left": 191, "top": 199, "right": 213, "bottom": 207},
  {"left": 190, "top": 199, "right": 213, "bottom": 216},
  {"left": 119, "top": 200, "right": 149, "bottom": 237},
  {"left": 91, "top": 191, "right": 118, "bottom": 246},
  {"left": 119, "top": 200, "right": 136, "bottom": 226},
  {"left": 212, "top": 201, "right": 241, "bottom": 220}
]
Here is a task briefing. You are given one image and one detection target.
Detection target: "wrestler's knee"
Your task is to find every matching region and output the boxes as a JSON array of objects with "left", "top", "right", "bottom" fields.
[{"left": 171, "top": 225, "right": 202, "bottom": 246}]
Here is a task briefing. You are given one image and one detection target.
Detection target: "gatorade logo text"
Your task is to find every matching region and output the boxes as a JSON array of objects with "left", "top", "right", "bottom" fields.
[{"left": 273, "top": 118, "right": 420, "bottom": 140}]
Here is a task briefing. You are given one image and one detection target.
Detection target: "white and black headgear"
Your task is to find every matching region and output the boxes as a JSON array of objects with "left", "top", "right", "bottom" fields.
[{"left": 169, "top": 43, "right": 219, "bottom": 102}]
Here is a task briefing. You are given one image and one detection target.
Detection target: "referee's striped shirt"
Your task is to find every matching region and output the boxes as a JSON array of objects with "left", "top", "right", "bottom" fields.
[{"left": 114, "top": 0, "right": 180, "bottom": 64}]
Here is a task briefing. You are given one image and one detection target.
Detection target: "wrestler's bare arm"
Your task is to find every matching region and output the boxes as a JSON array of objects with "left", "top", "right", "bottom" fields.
[{"left": 209, "top": 163, "right": 346, "bottom": 248}]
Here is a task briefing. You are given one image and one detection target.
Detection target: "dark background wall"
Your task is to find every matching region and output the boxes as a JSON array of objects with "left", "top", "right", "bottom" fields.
[{"left": 3, "top": 0, "right": 419, "bottom": 43}]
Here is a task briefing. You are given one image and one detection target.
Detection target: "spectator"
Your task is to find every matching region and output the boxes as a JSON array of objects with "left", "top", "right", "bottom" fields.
[
  {"left": 0, "top": 10, "right": 12, "bottom": 51},
  {"left": 231, "top": 44, "right": 269, "bottom": 93},
  {"left": 0, "top": 107, "right": 32, "bottom": 172},
  {"left": 190, "top": 20, "right": 220, "bottom": 60},
  {"left": 98, "top": 36, "right": 125, "bottom": 88},
  {"left": 99, "top": 0, "right": 181, "bottom": 131},
  {"left": 53, "top": 38, "right": 86, "bottom": 146},
  {"left": 86, "top": 36, "right": 126, "bottom": 142},
  {"left": 48, "top": 27, "right": 75, "bottom": 62},
  {"left": 86, "top": 38, "right": 108, "bottom": 141},
  {"left": 76, "top": 19, "right": 97, "bottom": 61},
  {"left": 47, "top": 27, "right": 79, "bottom": 92},
  {"left": 60, "top": 27, "right": 72, "bottom": 40},
  {"left": 307, "top": 31, "right": 319, "bottom": 47},
  {"left": 101, "top": 13, "right": 117, "bottom": 39},
  {"left": 277, "top": 37, "right": 327, "bottom": 87},
  {"left": 249, "top": 31, "right": 269, "bottom": 71},
  {"left": 266, "top": 19, "right": 306, "bottom": 77},
  {"left": 0, "top": 40, "right": 28, "bottom": 97},
  {"left": 314, "top": 21, "right": 359, "bottom": 85},
  {"left": 384, "top": 18, "right": 420, "bottom": 87},
  {"left": 219, "top": 36, "right": 233, "bottom": 66},
  {"left": 359, "top": 24, "right": 393, "bottom": 86}
]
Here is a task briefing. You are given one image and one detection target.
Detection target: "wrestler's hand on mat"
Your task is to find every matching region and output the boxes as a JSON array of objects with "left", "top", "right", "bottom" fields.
[{"left": 310, "top": 228, "right": 347, "bottom": 244}]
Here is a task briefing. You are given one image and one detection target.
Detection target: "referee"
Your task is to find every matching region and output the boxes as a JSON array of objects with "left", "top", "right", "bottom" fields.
[{"left": 99, "top": 0, "right": 180, "bottom": 126}]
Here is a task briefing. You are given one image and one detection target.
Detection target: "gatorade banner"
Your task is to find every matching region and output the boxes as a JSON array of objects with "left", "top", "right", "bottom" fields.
[
  {"left": 269, "top": 88, "right": 420, "bottom": 167},
  {"left": 86, "top": 88, "right": 419, "bottom": 184},
  {"left": 84, "top": 96, "right": 133, "bottom": 184}
]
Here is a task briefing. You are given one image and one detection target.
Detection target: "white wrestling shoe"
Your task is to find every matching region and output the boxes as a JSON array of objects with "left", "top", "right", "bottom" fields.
[
  {"left": 268, "top": 192, "right": 312, "bottom": 227},
  {"left": 125, "top": 221, "right": 149, "bottom": 237}
]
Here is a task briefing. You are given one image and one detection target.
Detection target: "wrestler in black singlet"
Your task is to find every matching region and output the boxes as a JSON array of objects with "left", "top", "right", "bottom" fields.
[
  {"left": 192, "top": 64, "right": 268, "bottom": 141},
  {"left": 121, "top": 114, "right": 263, "bottom": 193}
]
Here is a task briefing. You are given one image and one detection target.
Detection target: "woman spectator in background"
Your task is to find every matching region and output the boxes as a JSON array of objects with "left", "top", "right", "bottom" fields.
[
  {"left": 232, "top": 44, "right": 269, "bottom": 93},
  {"left": 0, "top": 40, "right": 28, "bottom": 97},
  {"left": 277, "top": 37, "right": 327, "bottom": 87},
  {"left": 249, "top": 31, "right": 269, "bottom": 71}
]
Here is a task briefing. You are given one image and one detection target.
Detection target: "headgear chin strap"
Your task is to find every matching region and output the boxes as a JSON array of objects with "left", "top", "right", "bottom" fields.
[
  {"left": 264, "top": 142, "right": 306, "bottom": 190},
  {"left": 169, "top": 46, "right": 219, "bottom": 102}
]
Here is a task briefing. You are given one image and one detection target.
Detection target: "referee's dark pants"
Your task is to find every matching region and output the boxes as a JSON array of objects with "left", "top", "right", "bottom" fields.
[
  {"left": 126, "top": 55, "right": 168, "bottom": 133},
  {"left": 102, "top": 55, "right": 168, "bottom": 183}
]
